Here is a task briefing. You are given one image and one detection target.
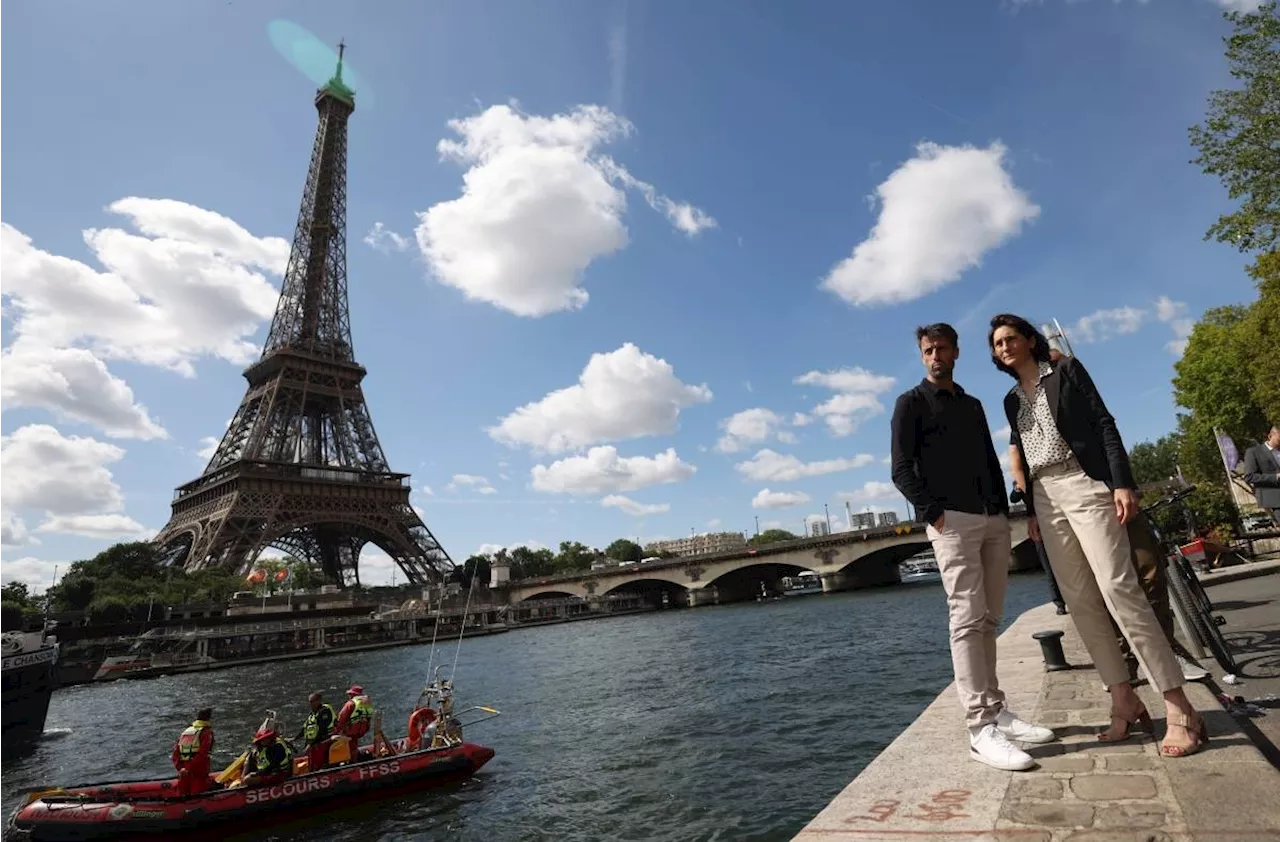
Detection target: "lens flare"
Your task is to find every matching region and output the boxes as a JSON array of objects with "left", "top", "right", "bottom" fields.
[{"left": 267, "top": 20, "right": 375, "bottom": 109}]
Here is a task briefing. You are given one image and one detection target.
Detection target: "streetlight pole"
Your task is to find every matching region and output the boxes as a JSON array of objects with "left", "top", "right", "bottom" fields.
[
  {"left": 754, "top": 515, "right": 760, "bottom": 536},
  {"left": 824, "top": 503, "right": 831, "bottom": 532}
]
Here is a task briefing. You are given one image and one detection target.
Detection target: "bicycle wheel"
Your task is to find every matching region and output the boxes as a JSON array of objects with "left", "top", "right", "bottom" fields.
[
  {"left": 1170, "top": 553, "right": 1215, "bottom": 617},
  {"left": 1167, "top": 561, "right": 1239, "bottom": 675}
]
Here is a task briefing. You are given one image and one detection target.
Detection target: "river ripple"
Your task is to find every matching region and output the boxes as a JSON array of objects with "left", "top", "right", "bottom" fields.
[{"left": 2, "top": 575, "right": 1051, "bottom": 841}]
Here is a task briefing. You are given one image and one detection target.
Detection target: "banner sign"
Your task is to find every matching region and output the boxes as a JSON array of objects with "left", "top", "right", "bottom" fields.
[
  {"left": 1214, "top": 428, "right": 1240, "bottom": 472},
  {"left": 2, "top": 646, "right": 58, "bottom": 672}
]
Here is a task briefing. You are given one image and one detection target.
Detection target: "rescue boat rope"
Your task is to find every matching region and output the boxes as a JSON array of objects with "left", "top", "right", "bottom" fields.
[{"left": 450, "top": 564, "right": 481, "bottom": 679}]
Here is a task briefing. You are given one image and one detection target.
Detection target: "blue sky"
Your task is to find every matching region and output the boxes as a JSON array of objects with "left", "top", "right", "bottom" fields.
[{"left": 0, "top": 0, "right": 1259, "bottom": 588}]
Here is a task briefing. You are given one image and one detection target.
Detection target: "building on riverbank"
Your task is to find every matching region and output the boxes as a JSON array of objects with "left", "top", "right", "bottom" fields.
[{"left": 645, "top": 532, "right": 747, "bottom": 558}]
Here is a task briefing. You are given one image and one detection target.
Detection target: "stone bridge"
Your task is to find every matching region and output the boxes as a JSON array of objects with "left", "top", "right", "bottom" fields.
[{"left": 505, "top": 511, "right": 1033, "bottom": 608}]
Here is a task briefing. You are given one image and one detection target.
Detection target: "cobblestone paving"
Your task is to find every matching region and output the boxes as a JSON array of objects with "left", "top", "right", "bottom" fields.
[{"left": 793, "top": 597, "right": 1280, "bottom": 842}]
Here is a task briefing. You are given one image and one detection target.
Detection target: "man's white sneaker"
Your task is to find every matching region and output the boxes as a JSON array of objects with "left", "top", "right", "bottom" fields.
[
  {"left": 995, "top": 708, "right": 1057, "bottom": 744},
  {"left": 969, "top": 724, "right": 1036, "bottom": 771},
  {"left": 1178, "top": 655, "right": 1210, "bottom": 681}
]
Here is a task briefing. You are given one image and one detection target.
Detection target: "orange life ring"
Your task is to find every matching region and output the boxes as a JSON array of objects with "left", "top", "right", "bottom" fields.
[{"left": 407, "top": 707, "right": 438, "bottom": 750}]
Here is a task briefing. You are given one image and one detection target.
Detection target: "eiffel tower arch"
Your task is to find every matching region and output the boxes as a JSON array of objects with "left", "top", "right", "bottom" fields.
[{"left": 153, "top": 45, "right": 454, "bottom": 587}]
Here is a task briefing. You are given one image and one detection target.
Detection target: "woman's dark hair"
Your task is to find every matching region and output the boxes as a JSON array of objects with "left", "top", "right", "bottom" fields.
[
  {"left": 987, "top": 314, "right": 1052, "bottom": 377},
  {"left": 197, "top": 707, "right": 214, "bottom": 721}
]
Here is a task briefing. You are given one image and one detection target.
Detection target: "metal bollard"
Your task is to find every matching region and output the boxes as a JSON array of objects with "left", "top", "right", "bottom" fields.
[{"left": 1031, "top": 630, "right": 1071, "bottom": 672}]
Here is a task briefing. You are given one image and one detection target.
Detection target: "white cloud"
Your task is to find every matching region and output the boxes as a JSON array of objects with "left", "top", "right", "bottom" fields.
[
  {"left": 598, "top": 159, "right": 717, "bottom": 236},
  {"left": 839, "top": 481, "right": 899, "bottom": 504},
  {"left": 1, "top": 198, "right": 287, "bottom": 377},
  {"left": 1, "top": 346, "right": 167, "bottom": 440},
  {"left": 0, "top": 557, "right": 62, "bottom": 592},
  {"left": 476, "top": 539, "right": 549, "bottom": 557},
  {"left": 714, "top": 408, "right": 796, "bottom": 453},
  {"left": 793, "top": 367, "right": 897, "bottom": 437},
  {"left": 736, "top": 449, "right": 876, "bottom": 483},
  {"left": 446, "top": 474, "right": 497, "bottom": 495},
  {"left": 791, "top": 413, "right": 813, "bottom": 427},
  {"left": 821, "top": 141, "right": 1038, "bottom": 307},
  {"left": 1215, "top": 0, "right": 1263, "bottom": 10},
  {"left": 1070, "top": 306, "right": 1147, "bottom": 344},
  {"left": 1, "top": 425, "right": 128, "bottom": 517},
  {"left": 1154, "top": 296, "right": 1194, "bottom": 356},
  {"left": 490, "top": 343, "right": 711, "bottom": 453},
  {"left": 531, "top": 446, "right": 695, "bottom": 495},
  {"left": 197, "top": 436, "right": 221, "bottom": 462},
  {"left": 706, "top": 518, "right": 722, "bottom": 529},
  {"left": 36, "top": 514, "right": 152, "bottom": 540},
  {"left": 363, "top": 222, "right": 410, "bottom": 253},
  {"left": 600, "top": 494, "right": 671, "bottom": 516},
  {"left": 420, "top": 485, "right": 435, "bottom": 497},
  {"left": 752, "top": 488, "right": 811, "bottom": 509},
  {"left": 415, "top": 103, "right": 712, "bottom": 317},
  {"left": 2, "top": 512, "right": 37, "bottom": 547},
  {"left": 357, "top": 547, "right": 399, "bottom": 587}
]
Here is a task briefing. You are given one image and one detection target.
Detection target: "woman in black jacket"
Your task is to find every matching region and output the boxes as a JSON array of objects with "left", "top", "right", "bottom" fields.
[{"left": 987, "top": 314, "right": 1206, "bottom": 759}]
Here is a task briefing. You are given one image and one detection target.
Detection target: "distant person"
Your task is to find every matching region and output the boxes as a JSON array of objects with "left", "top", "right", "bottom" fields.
[
  {"left": 989, "top": 313, "right": 1206, "bottom": 758},
  {"left": 292, "top": 692, "right": 336, "bottom": 773},
  {"left": 891, "top": 322, "right": 1056, "bottom": 772},
  {"left": 1241, "top": 424, "right": 1280, "bottom": 526},
  {"left": 242, "top": 724, "right": 294, "bottom": 786},
  {"left": 171, "top": 707, "right": 215, "bottom": 796},
  {"left": 335, "top": 685, "right": 374, "bottom": 750}
]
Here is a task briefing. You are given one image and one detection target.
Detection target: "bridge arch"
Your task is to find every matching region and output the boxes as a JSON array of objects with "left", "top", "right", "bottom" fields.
[
  {"left": 519, "top": 590, "right": 586, "bottom": 603},
  {"left": 703, "top": 560, "right": 814, "bottom": 601},
  {"left": 600, "top": 577, "right": 689, "bottom": 609}
]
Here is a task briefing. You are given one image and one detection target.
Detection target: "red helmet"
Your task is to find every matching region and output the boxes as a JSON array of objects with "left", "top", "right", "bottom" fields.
[
  {"left": 253, "top": 726, "right": 277, "bottom": 743},
  {"left": 347, "top": 685, "right": 364, "bottom": 696}
]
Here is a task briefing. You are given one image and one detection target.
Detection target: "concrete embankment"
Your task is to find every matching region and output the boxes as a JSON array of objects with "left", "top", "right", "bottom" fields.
[{"left": 792, "top": 566, "right": 1280, "bottom": 841}]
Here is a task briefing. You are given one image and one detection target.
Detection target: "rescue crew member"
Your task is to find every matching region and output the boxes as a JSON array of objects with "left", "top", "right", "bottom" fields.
[
  {"left": 171, "top": 707, "right": 215, "bottom": 796},
  {"left": 292, "top": 691, "right": 336, "bottom": 772},
  {"left": 242, "top": 724, "right": 294, "bottom": 786},
  {"left": 335, "top": 685, "right": 373, "bottom": 749}
]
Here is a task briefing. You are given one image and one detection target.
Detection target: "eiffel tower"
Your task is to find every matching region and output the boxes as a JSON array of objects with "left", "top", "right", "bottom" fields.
[{"left": 154, "top": 45, "right": 454, "bottom": 586}]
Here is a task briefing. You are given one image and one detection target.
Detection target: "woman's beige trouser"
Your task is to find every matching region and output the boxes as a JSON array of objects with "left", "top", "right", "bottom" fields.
[{"left": 1033, "top": 460, "right": 1184, "bottom": 693}]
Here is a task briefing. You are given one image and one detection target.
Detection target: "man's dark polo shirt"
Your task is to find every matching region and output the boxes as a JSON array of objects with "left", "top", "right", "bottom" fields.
[{"left": 890, "top": 378, "right": 1008, "bottom": 527}]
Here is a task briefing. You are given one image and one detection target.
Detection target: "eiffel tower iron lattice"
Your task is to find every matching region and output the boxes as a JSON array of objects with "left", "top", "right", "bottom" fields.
[{"left": 153, "top": 46, "right": 454, "bottom": 587}]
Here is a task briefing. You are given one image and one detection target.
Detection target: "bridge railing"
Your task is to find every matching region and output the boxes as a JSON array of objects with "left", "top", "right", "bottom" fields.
[{"left": 507, "top": 521, "right": 948, "bottom": 588}]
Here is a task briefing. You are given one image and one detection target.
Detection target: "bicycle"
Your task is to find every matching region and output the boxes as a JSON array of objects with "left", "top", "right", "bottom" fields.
[
  {"left": 1011, "top": 483, "right": 1240, "bottom": 676},
  {"left": 1142, "top": 486, "right": 1240, "bottom": 676}
]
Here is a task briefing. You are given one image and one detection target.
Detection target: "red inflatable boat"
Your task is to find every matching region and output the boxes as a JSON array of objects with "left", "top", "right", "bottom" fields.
[
  {"left": 10, "top": 673, "right": 499, "bottom": 840},
  {"left": 8, "top": 738, "right": 494, "bottom": 840}
]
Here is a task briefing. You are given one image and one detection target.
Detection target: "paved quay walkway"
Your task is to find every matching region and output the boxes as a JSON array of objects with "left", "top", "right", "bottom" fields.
[{"left": 792, "top": 589, "right": 1280, "bottom": 841}]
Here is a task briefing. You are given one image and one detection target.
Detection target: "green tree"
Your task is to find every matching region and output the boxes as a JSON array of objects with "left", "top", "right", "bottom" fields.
[
  {"left": 510, "top": 546, "right": 556, "bottom": 579},
  {"left": 458, "top": 555, "right": 493, "bottom": 588},
  {"left": 1241, "top": 251, "right": 1280, "bottom": 421},
  {"left": 604, "top": 539, "right": 643, "bottom": 563},
  {"left": 1129, "top": 434, "right": 1183, "bottom": 486},
  {"left": 1173, "top": 305, "right": 1270, "bottom": 479},
  {"left": 748, "top": 529, "right": 798, "bottom": 547},
  {"left": 1, "top": 582, "right": 33, "bottom": 610},
  {"left": 86, "top": 594, "right": 139, "bottom": 625},
  {"left": 1188, "top": 1, "right": 1280, "bottom": 254},
  {"left": 553, "top": 541, "right": 594, "bottom": 573}
]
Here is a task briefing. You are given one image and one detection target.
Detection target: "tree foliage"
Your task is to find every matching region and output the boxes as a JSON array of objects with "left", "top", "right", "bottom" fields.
[
  {"left": 604, "top": 539, "right": 643, "bottom": 562},
  {"left": 1129, "top": 435, "right": 1182, "bottom": 486},
  {"left": 748, "top": 529, "right": 798, "bottom": 547},
  {"left": 1188, "top": 1, "right": 1280, "bottom": 254}
]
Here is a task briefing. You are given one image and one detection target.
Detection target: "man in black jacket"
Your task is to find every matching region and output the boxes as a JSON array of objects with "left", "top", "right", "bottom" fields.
[
  {"left": 891, "top": 323, "right": 1056, "bottom": 772},
  {"left": 1242, "top": 425, "right": 1280, "bottom": 526}
]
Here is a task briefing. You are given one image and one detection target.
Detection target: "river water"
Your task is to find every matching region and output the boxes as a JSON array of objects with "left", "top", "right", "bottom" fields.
[{"left": 3, "top": 575, "right": 1052, "bottom": 841}]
